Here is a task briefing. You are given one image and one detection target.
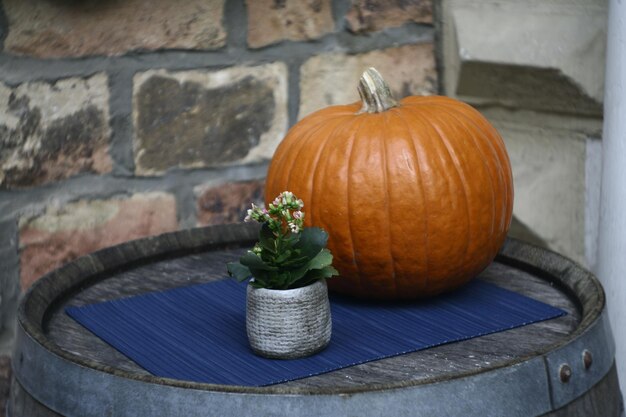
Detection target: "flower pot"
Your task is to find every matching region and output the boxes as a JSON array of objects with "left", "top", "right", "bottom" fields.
[{"left": 246, "top": 279, "right": 332, "bottom": 359}]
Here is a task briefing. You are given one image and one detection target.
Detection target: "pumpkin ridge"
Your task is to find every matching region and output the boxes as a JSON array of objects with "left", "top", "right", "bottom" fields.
[
  {"left": 424, "top": 104, "right": 500, "bottom": 242},
  {"left": 346, "top": 115, "right": 376, "bottom": 296},
  {"left": 388, "top": 109, "right": 429, "bottom": 294},
  {"left": 426, "top": 104, "right": 505, "bottom": 261},
  {"left": 420, "top": 102, "right": 513, "bottom": 230},
  {"left": 380, "top": 110, "right": 399, "bottom": 298},
  {"left": 394, "top": 109, "right": 431, "bottom": 293},
  {"left": 446, "top": 103, "right": 512, "bottom": 256},
  {"left": 418, "top": 107, "right": 473, "bottom": 271},
  {"left": 308, "top": 116, "right": 353, "bottom": 228},
  {"left": 419, "top": 101, "right": 509, "bottom": 171},
  {"left": 334, "top": 118, "right": 363, "bottom": 286},
  {"left": 401, "top": 105, "right": 472, "bottom": 289},
  {"left": 425, "top": 102, "right": 511, "bottom": 236},
  {"left": 461, "top": 111, "right": 514, "bottom": 231}
]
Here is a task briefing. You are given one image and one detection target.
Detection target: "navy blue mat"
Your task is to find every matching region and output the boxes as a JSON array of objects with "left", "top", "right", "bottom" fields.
[{"left": 66, "top": 279, "right": 565, "bottom": 386}]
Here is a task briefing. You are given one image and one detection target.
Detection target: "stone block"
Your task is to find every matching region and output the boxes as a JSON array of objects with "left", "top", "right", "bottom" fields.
[
  {"left": 490, "top": 116, "right": 588, "bottom": 264},
  {"left": 442, "top": 0, "right": 606, "bottom": 115},
  {"left": 19, "top": 192, "right": 178, "bottom": 289},
  {"left": 345, "top": 0, "right": 432, "bottom": 33},
  {"left": 3, "top": 0, "right": 226, "bottom": 58},
  {"left": 247, "top": 0, "right": 334, "bottom": 48},
  {"left": 0, "top": 74, "right": 111, "bottom": 189},
  {"left": 299, "top": 44, "right": 437, "bottom": 118},
  {"left": 196, "top": 179, "right": 265, "bottom": 226},
  {"left": 133, "top": 63, "right": 288, "bottom": 175}
]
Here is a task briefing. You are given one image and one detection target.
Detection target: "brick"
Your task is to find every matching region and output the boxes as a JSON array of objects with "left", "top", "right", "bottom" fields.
[
  {"left": 133, "top": 64, "right": 288, "bottom": 175},
  {"left": 346, "top": 0, "right": 433, "bottom": 33},
  {"left": 0, "top": 74, "right": 111, "bottom": 189},
  {"left": 247, "top": 0, "right": 334, "bottom": 48},
  {"left": 3, "top": 0, "right": 226, "bottom": 58},
  {"left": 19, "top": 192, "right": 178, "bottom": 289},
  {"left": 196, "top": 180, "right": 265, "bottom": 226},
  {"left": 299, "top": 44, "right": 437, "bottom": 118}
]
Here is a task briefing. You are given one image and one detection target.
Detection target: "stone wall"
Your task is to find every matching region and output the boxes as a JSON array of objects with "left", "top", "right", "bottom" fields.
[{"left": 0, "top": 0, "right": 436, "bottom": 400}]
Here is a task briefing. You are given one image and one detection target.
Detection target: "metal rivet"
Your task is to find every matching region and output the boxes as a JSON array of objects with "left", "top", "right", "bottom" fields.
[
  {"left": 582, "top": 350, "right": 593, "bottom": 370},
  {"left": 559, "top": 364, "right": 572, "bottom": 383}
]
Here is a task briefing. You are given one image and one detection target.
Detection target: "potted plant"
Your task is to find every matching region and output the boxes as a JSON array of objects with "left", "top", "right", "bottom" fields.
[{"left": 227, "top": 191, "right": 338, "bottom": 359}]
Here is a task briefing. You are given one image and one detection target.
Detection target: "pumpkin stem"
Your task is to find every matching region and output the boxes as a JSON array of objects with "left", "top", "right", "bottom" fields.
[{"left": 357, "top": 67, "right": 398, "bottom": 114}]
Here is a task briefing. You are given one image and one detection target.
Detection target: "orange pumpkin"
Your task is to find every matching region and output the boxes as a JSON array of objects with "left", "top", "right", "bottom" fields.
[{"left": 265, "top": 68, "right": 514, "bottom": 299}]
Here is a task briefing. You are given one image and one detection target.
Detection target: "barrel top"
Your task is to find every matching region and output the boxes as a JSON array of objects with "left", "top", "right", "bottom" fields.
[{"left": 18, "top": 223, "right": 604, "bottom": 395}]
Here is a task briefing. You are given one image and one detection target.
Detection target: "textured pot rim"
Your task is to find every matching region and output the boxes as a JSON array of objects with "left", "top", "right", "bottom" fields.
[{"left": 247, "top": 279, "right": 327, "bottom": 297}]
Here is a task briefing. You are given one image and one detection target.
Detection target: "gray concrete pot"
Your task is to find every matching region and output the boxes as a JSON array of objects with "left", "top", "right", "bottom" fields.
[{"left": 246, "top": 279, "right": 332, "bottom": 359}]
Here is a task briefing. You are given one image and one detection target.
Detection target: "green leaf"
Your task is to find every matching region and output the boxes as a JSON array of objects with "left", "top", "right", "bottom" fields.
[
  {"left": 281, "top": 262, "right": 312, "bottom": 286},
  {"left": 294, "top": 265, "right": 339, "bottom": 287},
  {"left": 226, "top": 262, "right": 252, "bottom": 282},
  {"left": 250, "top": 277, "right": 268, "bottom": 288},
  {"left": 273, "top": 249, "right": 292, "bottom": 264},
  {"left": 323, "top": 265, "right": 339, "bottom": 277},
  {"left": 280, "top": 254, "right": 310, "bottom": 267},
  {"left": 295, "top": 227, "right": 328, "bottom": 260},
  {"left": 258, "top": 223, "right": 276, "bottom": 254},
  {"left": 281, "top": 251, "right": 335, "bottom": 288},
  {"left": 273, "top": 272, "right": 293, "bottom": 290},
  {"left": 284, "top": 232, "right": 301, "bottom": 246},
  {"left": 240, "top": 251, "right": 278, "bottom": 271},
  {"left": 308, "top": 248, "right": 333, "bottom": 270}
]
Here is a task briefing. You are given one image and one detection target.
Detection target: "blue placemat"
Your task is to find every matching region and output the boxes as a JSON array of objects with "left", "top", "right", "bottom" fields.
[{"left": 66, "top": 279, "right": 565, "bottom": 386}]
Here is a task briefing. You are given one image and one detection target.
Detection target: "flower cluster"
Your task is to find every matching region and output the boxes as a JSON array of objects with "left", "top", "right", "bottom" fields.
[
  {"left": 245, "top": 191, "right": 305, "bottom": 235},
  {"left": 228, "top": 191, "right": 338, "bottom": 290}
]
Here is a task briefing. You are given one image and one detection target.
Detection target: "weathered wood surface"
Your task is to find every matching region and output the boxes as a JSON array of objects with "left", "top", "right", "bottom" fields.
[
  {"left": 8, "top": 224, "right": 621, "bottom": 417},
  {"left": 45, "top": 248, "right": 579, "bottom": 388}
]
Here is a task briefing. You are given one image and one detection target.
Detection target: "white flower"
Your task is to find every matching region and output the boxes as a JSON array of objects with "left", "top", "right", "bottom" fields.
[
  {"left": 244, "top": 208, "right": 253, "bottom": 222},
  {"left": 280, "top": 191, "right": 294, "bottom": 205},
  {"left": 289, "top": 222, "right": 300, "bottom": 233},
  {"left": 293, "top": 210, "right": 303, "bottom": 220}
]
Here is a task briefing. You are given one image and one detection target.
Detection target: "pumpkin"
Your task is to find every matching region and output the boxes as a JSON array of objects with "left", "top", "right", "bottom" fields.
[{"left": 265, "top": 68, "right": 514, "bottom": 299}]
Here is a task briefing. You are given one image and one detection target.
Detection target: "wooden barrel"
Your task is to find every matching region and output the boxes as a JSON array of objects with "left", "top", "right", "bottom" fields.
[{"left": 8, "top": 223, "right": 623, "bottom": 417}]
